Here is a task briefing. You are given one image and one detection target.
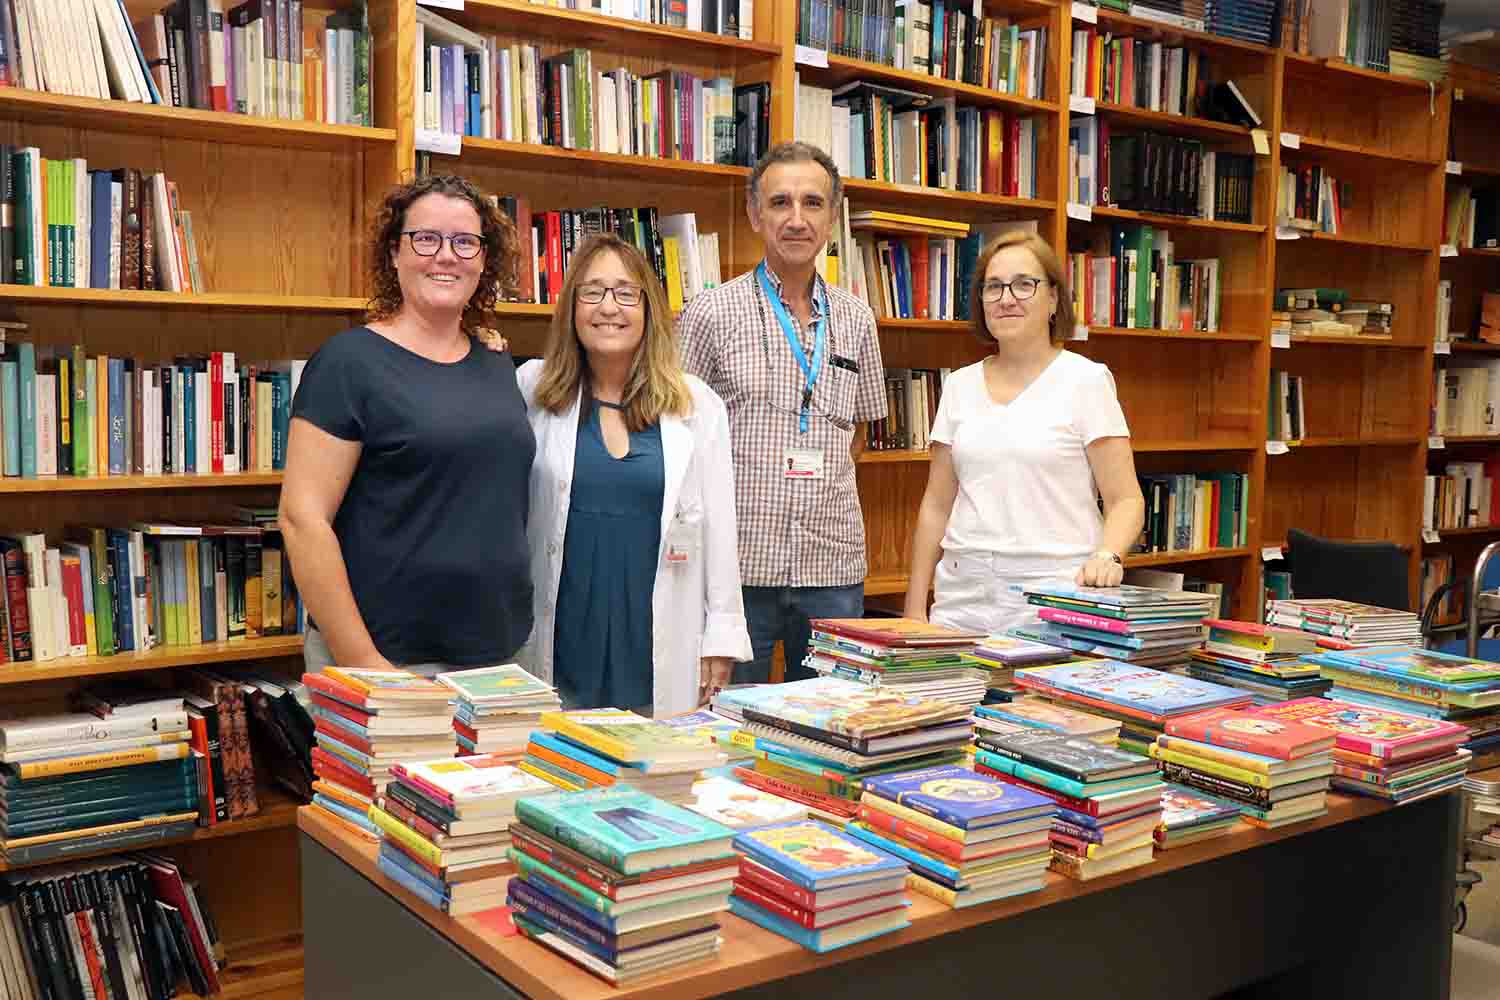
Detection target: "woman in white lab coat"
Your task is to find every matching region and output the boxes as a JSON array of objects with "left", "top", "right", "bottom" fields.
[{"left": 517, "top": 233, "right": 752, "bottom": 717}]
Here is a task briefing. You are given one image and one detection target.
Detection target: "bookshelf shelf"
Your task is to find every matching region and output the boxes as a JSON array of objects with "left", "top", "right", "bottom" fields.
[
  {"left": 1090, "top": 8, "right": 1275, "bottom": 57},
  {"left": 1459, "top": 247, "right": 1500, "bottom": 258},
  {"left": 1300, "top": 231, "right": 1431, "bottom": 252},
  {"left": 1087, "top": 206, "right": 1265, "bottom": 233},
  {"left": 1284, "top": 135, "right": 1442, "bottom": 169},
  {"left": 1123, "top": 546, "right": 1251, "bottom": 568},
  {"left": 453, "top": 138, "right": 752, "bottom": 183},
  {"left": 876, "top": 319, "right": 970, "bottom": 334},
  {"left": 0, "top": 473, "right": 284, "bottom": 494},
  {"left": 0, "top": 636, "right": 304, "bottom": 686},
  {"left": 1091, "top": 102, "right": 1253, "bottom": 141},
  {"left": 857, "top": 449, "right": 932, "bottom": 464},
  {"left": 1288, "top": 334, "right": 1422, "bottom": 348},
  {"left": 0, "top": 285, "right": 368, "bottom": 312},
  {"left": 179, "top": 936, "right": 305, "bottom": 1000},
  {"left": 1134, "top": 437, "right": 1260, "bottom": 453},
  {"left": 842, "top": 177, "right": 1056, "bottom": 217},
  {"left": 1433, "top": 525, "right": 1500, "bottom": 539},
  {"left": 1457, "top": 162, "right": 1500, "bottom": 179},
  {"left": 0, "top": 87, "right": 397, "bottom": 151},
  {"left": 864, "top": 573, "right": 909, "bottom": 597},
  {"left": 1282, "top": 53, "right": 1437, "bottom": 93},
  {"left": 459, "top": 0, "right": 782, "bottom": 64},
  {"left": 1439, "top": 435, "right": 1500, "bottom": 444},
  {"left": 1282, "top": 436, "right": 1425, "bottom": 449},
  {"left": 1451, "top": 341, "right": 1500, "bottom": 353},
  {"left": 814, "top": 56, "right": 1061, "bottom": 115},
  {"left": 1088, "top": 326, "right": 1262, "bottom": 342}
]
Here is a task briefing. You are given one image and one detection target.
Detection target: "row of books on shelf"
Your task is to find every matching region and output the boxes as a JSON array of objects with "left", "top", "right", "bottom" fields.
[
  {"left": 1307, "top": 0, "right": 1445, "bottom": 79},
  {"left": 1277, "top": 163, "right": 1350, "bottom": 236},
  {"left": 1068, "top": 26, "right": 1263, "bottom": 128},
  {"left": 1443, "top": 184, "right": 1499, "bottom": 251},
  {"left": 0, "top": 0, "right": 374, "bottom": 127},
  {"left": 799, "top": 79, "right": 1040, "bottom": 198},
  {"left": 867, "top": 367, "right": 946, "bottom": 452},
  {"left": 1077, "top": 0, "right": 1289, "bottom": 50},
  {"left": 1275, "top": 287, "right": 1394, "bottom": 338},
  {"left": 1135, "top": 472, "right": 1250, "bottom": 555},
  {"left": 1267, "top": 368, "right": 1305, "bottom": 443},
  {"left": 0, "top": 519, "right": 303, "bottom": 666},
  {"left": 1065, "top": 228, "right": 1221, "bottom": 333},
  {"left": 1439, "top": 288, "right": 1500, "bottom": 348},
  {"left": 1424, "top": 462, "right": 1498, "bottom": 533},
  {"left": 0, "top": 152, "right": 203, "bottom": 293},
  {"left": 1433, "top": 359, "right": 1500, "bottom": 438},
  {"left": 797, "top": 0, "right": 1048, "bottom": 100},
  {"left": 1068, "top": 123, "right": 1256, "bottom": 223},
  {"left": 837, "top": 212, "right": 972, "bottom": 322},
  {"left": 0, "top": 342, "right": 302, "bottom": 480}
]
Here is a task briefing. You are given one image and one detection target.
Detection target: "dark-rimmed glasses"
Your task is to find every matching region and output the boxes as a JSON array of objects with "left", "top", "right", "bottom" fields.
[
  {"left": 981, "top": 276, "right": 1047, "bottom": 302},
  {"left": 576, "top": 284, "right": 643, "bottom": 307},
  {"left": 402, "top": 230, "right": 484, "bottom": 259}
]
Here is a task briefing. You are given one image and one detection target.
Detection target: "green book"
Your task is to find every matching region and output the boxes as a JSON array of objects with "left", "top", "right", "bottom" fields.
[
  {"left": 88, "top": 527, "right": 115, "bottom": 656},
  {"left": 61, "top": 158, "right": 73, "bottom": 288},
  {"left": 10, "top": 150, "right": 30, "bottom": 285},
  {"left": 513, "top": 786, "right": 735, "bottom": 875},
  {"left": 71, "top": 344, "right": 88, "bottom": 477},
  {"left": 84, "top": 357, "right": 97, "bottom": 478}
]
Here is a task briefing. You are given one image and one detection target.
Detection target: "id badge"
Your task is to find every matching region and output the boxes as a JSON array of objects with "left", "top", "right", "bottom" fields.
[
  {"left": 663, "top": 520, "right": 699, "bottom": 567},
  {"left": 783, "top": 446, "right": 825, "bottom": 479}
]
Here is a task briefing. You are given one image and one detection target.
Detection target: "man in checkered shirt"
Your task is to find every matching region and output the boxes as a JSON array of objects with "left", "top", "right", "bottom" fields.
[{"left": 678, "top": 141, "right": 888, "bottom": 686}]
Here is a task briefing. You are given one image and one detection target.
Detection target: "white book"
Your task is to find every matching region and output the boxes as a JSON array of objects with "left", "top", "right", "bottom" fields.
[
  {"left": 739, "top": 0, "right": 753, "bottom": 38},
  {"left": 326, "top": 27, "right": 340, "bottom": 123},
  {"left": 222, "top": 352, "right": 239, "bottom": 474},
  {"left": 49, "top": 0, "right": 87, "bottom": 97},
  {"left": 129, "top": 529, "right": 150, "bottom": 648},
  {"left": 195, "top": 369, "right": 209, "bottom": 473},
  {"left": 658, "top": 214, "right": 703, "bottom": 301},
  {"left": 479, "top": 38, "right": 492, "bottom": 138},
  {"left": 149, "top": 173, "right": 182, "bottom": 292},
  {"left": 26, "top": 0, "right": 67, "bottom": 96},
  {"left": 73, "top": 158, "right": 90, "bottom": 290},
  {"left": 35, "top": 374, "right": 55, "bottom": 477},
  {"left": 208, "top": 0, "right": 227, "bottom": 109},
  {"left": 27, "top": 583, "right": 53, "bottom": 662},
  {"left": 76, "top": 0, "right": 111, "bottom": 97},
  {"left": 90, "top": 0, "right": 143, "bottom": 101},
  {"left": 11, "top": 0, "right": 40, "bottom": 91},
  {"left": 339, "top": 28, "right": 354, "bottom": 125},
  {"left": 108, "top": 180, "right": 122, "bottom": 289},
  {"left": 597, "top": 74, "right": 615, "bottom": 154}
]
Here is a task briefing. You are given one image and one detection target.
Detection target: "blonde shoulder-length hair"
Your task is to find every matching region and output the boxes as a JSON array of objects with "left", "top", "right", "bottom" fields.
[{"left": 532, "top": 234, "right": 693, "bottom": 431}]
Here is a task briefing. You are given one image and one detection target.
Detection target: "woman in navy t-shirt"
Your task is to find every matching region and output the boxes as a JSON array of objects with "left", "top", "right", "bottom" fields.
[{"left": 280, "top": 175, "right": 534, "bottom": 676}]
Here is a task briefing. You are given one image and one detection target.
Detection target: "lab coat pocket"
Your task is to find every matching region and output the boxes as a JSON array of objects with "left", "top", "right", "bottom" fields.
[{"left": 664, "top": 503, "right": 704, "bottom": 569}]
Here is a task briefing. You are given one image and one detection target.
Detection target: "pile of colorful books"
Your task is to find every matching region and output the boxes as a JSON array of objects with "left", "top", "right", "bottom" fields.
[
  {"left": 972, "top": 729, "right": 1163, "bottom": 880},
  {"left": 1155, "top": 784, "right": 1242, "bottom": 849},
  {"left": 367, "top": 753, "right": 551, "bottom": 915},
  {"left": 973, "top": 696, "right": 1121, "bottom": 746},
  {"left": 1251, "top": 698, "right": 1471, "bottom": 805},
  {"left": 437, "top": 664, "right": 562, "bottom": 759},
  {"left": 1014, "top": 583, "right": 1217, "bottom": 671},
  {"left": 0, "top": 705, "right": 199, "bottom": 865},
  {"left": 507, "top": 786, "right": 738, "bottom": 983},
  {"left": 1186, "top": 618, "right": 1331, "bottom": 704},
  {"left": 730, "top": 819, "right": 911, "bottom": 951},
  {"left": 304, "top": 667, "right": 457, "bottom": 839},
  {"left": 519, "top": 709, "right": 722, "bottom": 804},
  {"left": 712, "top": 677, "right": 973, "bottom": 826},
  {"left": 846, "top": 764, "right": 1055, "bottom": 907},
  {"left": 1013, "top": 659, "right": 1252, "bottom": 754},
  {"left": 805, "top": 617, "right": 989, "bottom": 708},
  {"left": 1308, "top": 646, "right": 1500, "bottom": 756},
  {"left": 1149, "top": 706, "right": 1335, "bottom": 829},
  {"left": 962, "top": 634, "right": 1072, "bottom": 699},
  {"left": 1266, "top": 599, "right": 1422, "bottom": 649},
  {"left": 687, "top": 775, "right": 809, "bottom": 829}
]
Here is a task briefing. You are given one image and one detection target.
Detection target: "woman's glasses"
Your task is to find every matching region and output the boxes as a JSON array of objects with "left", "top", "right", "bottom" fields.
[
  {"left": 403, "top": 230, "right": 484, "bottom": 259},
  {"left": 981, "top": 276, "right": 1046, "bottom": 302},
  {"left": 576, "top": 284, "right": 643, "bottom": 306}
]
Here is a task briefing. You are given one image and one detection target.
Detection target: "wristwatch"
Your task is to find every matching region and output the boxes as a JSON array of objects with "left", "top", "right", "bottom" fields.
[{"left": 1091, "top": 549, "right": 1123, "bottom": 565}]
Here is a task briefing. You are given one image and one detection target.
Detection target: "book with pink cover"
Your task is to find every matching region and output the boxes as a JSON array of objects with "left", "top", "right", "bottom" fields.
[{"left": 1249, "top": 698, "right": 1468, "bottom": 759}]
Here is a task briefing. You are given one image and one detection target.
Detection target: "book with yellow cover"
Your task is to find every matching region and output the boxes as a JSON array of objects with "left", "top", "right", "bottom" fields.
[
  {"left": 321, "top": 667, "right": 453, "bottom": 704},
  {"left": 538, "top": 709, "right": 721, "bottom": 768}
]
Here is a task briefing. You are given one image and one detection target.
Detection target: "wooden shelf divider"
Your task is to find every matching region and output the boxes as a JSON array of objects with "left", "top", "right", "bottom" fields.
[{"left": 0, "top": 636, "right": 304, "bottom": 686}]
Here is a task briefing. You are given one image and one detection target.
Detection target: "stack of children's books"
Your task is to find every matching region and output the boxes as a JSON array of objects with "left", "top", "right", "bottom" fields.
[
  {"left": 963, "top": 634, "right": 1073, "bottom": 699},
  {"left": 1155, "top": 784, "right": 1243, "bottom": 849},
  {"left": 1149, "top": 706, "right": 1336, "bottom": 829},
  {"left": 366, "top": 753, "right": 552, "bottom": 915},
  {"left": 304, "top": 667, "right": 457, "bottom": 838},
  {"left": 973, "top": 696, "right": 1122, "bottom": 746},
  {"left": 687, "top": 775, "right": 809, "bottom": 829},
  {"left": 0, "top": 707, "right": 200, "bottom": 865},
  {"left": 1186, "top": 618, "right": 1331, "bottom": 704},
  {"left": 1013, "top": 659, "right": 1252, "bottom": 754},
  {"left": 1013, "top": 584, "right": 1217, "bottom": 672},
  {"left": 971, "top": 729, "right": 1163, "bottom": 880},
  {"left": 1266, "top": 599, "right": 1423, "bottom": 648},
  {"left": 711, "top": 677, "right": 973, "bottom": 825},
  {"left": 1250, "top": 699, "right": 1471, "bottom": 805},
  {"left": 805, "top": 618, "right": 990, "bottom": 708},
  {"left": 436, "top": 664, "right": 562, "bottom": 760},
  {"left": 519, "top": 709, "right": 722, "bottom": 804},
  {"left": 507, "top": 786, "right": 738, "bottom": 984},
  {"left": 661, "top": 708, "right": 751, "bottom": 760},
  {"left": 1308, "top": 646, "right": 1500, "bottom": 756},
  {"left": 730, "top": 819, "right": 911, "bottom": 951},
  {"left": 846, "top": 764, "right": 1056, "bottom": 907}
]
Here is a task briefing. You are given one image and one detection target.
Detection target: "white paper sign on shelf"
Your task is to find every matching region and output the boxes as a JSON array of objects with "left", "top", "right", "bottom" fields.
[
  {"left": 417, "top": 0, "right": 463, "bottom": 7},
  {"left": 1251, "top": 129, "right": 1270, "bottom": 155},
  {"left": 794, "top": 45, "right": 829, "bottom": 68},
  {"left": 1423, "top": 528, "right": 1441, "bottom": 544},
  {"left": 1275, "top": 226, "right": 1302, "bottom": 241},
  {"left": 1069, "top": 95, "right": 1096, "bottom": 115},
  {"left": 1435, "top": 341, "right": 1452, "bottom": 355},
  {"left": 415, "top": 129, "right": 461, "bottom": 156},
  {"left": 1429, "top": 436, "right": 1445, "bottom": 449},
  {"left": 1072, "top": 1, "right": 1099, "bottom": 23},
  {"left": 1271, "top": 330, "right": 1291, "bottom": 349},
  {"left": 1072, "top": 325, "right": 1089, "bottom": 341},
  {"left": 1280, "top": 131, "right": 1300, "bottom": 149},
  {"left": 1447, "top": 161, "right": 1463, "bottom": 175},
  {"left": 1261, "top": 546, "right": 1284, "bottom": 562},
  {"left": 1265, "top": 440, "right": 1289, "bottom": 455},
  {"left": 1066, "top": 202, "right": 1093, "bottom": 221},
  {"left": 1442, "top": 244, "right": 1460, "bottom": 257}
]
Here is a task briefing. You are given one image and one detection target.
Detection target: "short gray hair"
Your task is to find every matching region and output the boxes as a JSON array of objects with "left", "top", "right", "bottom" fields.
[{"left": 747, "top": 141, "right": 842, "bottom": 206}]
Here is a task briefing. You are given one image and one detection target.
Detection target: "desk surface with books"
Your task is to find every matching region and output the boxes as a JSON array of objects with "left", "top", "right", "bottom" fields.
[{"left": 297, "top": 792, "right": 1460, "bottom": 999}]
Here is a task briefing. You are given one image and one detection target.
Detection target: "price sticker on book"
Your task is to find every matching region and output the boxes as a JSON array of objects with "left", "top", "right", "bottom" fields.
[
  {"left": 1442, "top": 244, "right": 1459, "bottom": 257},
  {"left": 1280, "top": 132, "right": 1300, "bottom": 149},
  {"left": 1265, "top": 440, "right": 1289, "bottom": 456},
  {"left": 1423, "top": 528, "right": 1441, "bottom": 544},
  {"left": 1448, "top": 161, "right": 1463, "bottom": 176},
  {"left": 1261, "top": 546, "right": 1284, "bottom": 562},
  {"left": 794, "top": 45, "right": 829, "bottom": 68},
  {"left": 1072, "top": 325, "right": 1089, "bottom": 341},
  {"left": 1435, "top": 341, "right": 1452, "bottom": 355},
  {"left": 1251, "top": 129, "right": 1270, "bottom": 156},
  {"left": 1066, "top": 202, "right": 1093, "bottom": 222},
  {"left": 1271, "top": 330, "right": 1290, "bottom": 349},
  {"left": 1069, "top": 95, "right": 1096, "bottom": 115},
  {"left": 1429, "top": 435, "right": 1445, "bottom": 449},
  {"left": 417, "top": 0, "right": 464, "bottom": 8},
  {"left": 415, "top": 129, "right": 461, "bottom": 157},
  {"left": 1072, "top": 2, "right": 1099, "bottom": 23}
]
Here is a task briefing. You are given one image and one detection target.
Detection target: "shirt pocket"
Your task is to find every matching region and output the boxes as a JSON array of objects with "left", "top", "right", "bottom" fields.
[{"left": 817, "top": 326, "right": 859, "bottom": 426}]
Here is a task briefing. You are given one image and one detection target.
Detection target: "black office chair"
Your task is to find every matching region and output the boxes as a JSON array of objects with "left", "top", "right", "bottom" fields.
[{"left": 1283, "top": 528, "right": 1410, "bottom": 612}]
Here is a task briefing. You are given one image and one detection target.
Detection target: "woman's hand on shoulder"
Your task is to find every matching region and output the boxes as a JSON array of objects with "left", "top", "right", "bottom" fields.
[
  {"left": 1075, "top": 555, "right": 1124, "bottom": 588},
  {"left": 474, "top": 327, "right": 509, "bottom": 353}
]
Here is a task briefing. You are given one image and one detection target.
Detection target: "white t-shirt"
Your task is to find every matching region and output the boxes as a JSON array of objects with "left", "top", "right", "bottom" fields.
[{"left": 930, "top": 350, "right": 1130, "bottom": 565}]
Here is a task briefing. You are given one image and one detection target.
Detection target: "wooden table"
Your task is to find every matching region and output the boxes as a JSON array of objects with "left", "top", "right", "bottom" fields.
[{"left": 298, "top": 792, "right": 1459, "bottom": 999}]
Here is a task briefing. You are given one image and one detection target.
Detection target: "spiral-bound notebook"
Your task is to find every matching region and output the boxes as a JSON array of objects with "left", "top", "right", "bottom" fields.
[{"left": 739, "top": 721, "right": 969, "bottom": 770}]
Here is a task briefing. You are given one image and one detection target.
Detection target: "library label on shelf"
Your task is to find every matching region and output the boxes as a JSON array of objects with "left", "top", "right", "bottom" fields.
[
  {"left": 794, "top": 45, "right": 829, "bottom": 68},
  {"left": 1069, "top": 95, "right": 1096, "bottom": 115},
  {"left": 1280, "top": 132, "right": 1300, "bottom": 149},
  {"left": 416, "top": 129, "right": 461, "bottom": 156},
  {"left": 1448, "top": 161, "right": 1463, "bottom": 176},
  {"left": 1436, "top": 341, "right": 1453, "bottom": 355},
  {"left": 1067, "top": 202, "right": 1093, "bottom": 222},
  {"left": 1072, "top": 1, "right": 1098, "bottom": 23},
  {"left": 1423, "top": 528, "right": 1441, "bottom": 545},
  {"left": 1275, "top": 226, "right": 1302, "bottom": 241},
  {"left": 1261, "top": 546, "right": 1284, "bottom": 562},
  {"left": 1251, "top": 129, "right": 1270, "bottom": 156},
  {"left": 1442, "top": 245, "right": 1460, "bottom": 257},
  {"left": 1265, "top": 441, "right": 1289, "bottom": 456},
  {"left": 1430, "top": 436, "right": 1445, "bottom": 450},
  {"left": 1072, "top": 325, "right": 1088, "bottom": 342},
  {"left": 1271, "top": 330, "right": 1290, "bottom": 349}
]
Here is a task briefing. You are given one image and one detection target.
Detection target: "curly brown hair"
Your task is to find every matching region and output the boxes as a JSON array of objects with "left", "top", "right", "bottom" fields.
[{"left": 366, "top": 174, "right": 521, "bottom": 334}]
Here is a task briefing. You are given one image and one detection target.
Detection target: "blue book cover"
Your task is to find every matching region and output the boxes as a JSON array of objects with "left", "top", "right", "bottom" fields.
[
  {"left": 310, "top": 704, "right": 371, "bottom": 741},
  {"left": 272, "top": 372, "right": 291, "bottom": 467},
  {"left": 727, "top": 896, "right": 909, "bottom": 954},
  {"left": 107, "top": 357, "right": 125, "bottom": 474},
  {"left": 973, "top": 748, "right": 1164, "bottom": 801},
  {"left": 1024, "top": 583, "right": 1209, "bottom": 609},
  {"left": 1051, "top": 624, "right": 1147, "bottom": 651},
  {"left": 861, "top": 765, "right": 1055, "bottom": 829},
  {"left": 378, "top": 841, "right": 448, "bottom": 899},
  {"left": 199, "top": 540, "right": 215, "bottom": 643},
  {"left": 532, "top": 731, "right": 636, "bottom": 777},
  {"left": 1316, "top": 648, "right": 1500, "bottom": 690},
  {"left": 89, "top": 171, "right": 111, "bottom": 289},
  {"left": 732, "top": 820, "right": 908, "bottom": 890},
  {"left": 1326, "top": 687, "right": 1453, "bottom": 720},
  {"left": 180, "top": 364, "right": 195, "bottom": 474},
  {"left": 842, "top": 821, "right": 961, "bottom": 883},
  {"left": 17, "top": 341, "right": 35, "bottom": 479},
  {"left": 108, "top": 529, "right": 135, "bottom": 651},
  {"left": 0, "top": 359, "right": 18, "bottom": 476},
  {"left": 1014, "top": 659, "right": 1248, "bottom": 718},
  {"left": 376, "top": 853, "right": 447, "bottom": 911},
  {"left": 513, "top": 786, "right": 735, "bottom": 874}
]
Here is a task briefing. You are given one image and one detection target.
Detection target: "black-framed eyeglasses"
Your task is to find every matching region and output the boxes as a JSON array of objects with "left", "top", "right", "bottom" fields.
[
  {"left": 981, "top": 276, "right": 1047, "bottom": 302},
  {"left": 402, "top": 230, "right": 484, "bottom": 259},
  {"left": 576, "top": 284, "right": 643, "bottom": 306}
]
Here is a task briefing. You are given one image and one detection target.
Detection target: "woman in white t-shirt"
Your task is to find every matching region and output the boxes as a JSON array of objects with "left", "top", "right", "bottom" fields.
[{"left": 902, "top": 230, "right": 1147, "bottom": 634}]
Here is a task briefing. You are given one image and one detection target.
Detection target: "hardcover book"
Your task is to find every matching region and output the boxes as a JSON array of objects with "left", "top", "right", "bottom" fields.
[
  {"left": 974, "top": 698, "right": 1120, "bottom": 738},
  {"left": 539, "top": 709, "right": 720, "bottom": 766},
  {"left": 391, "top": 755, "right": 552, "bottom": 808},
  {"left": 1159, "top": 784, "right": 1243, "bottom": 830},
  {"left": 1024, "top": 583, "right": 1216, "bottom": 609},
  {"left": 974, "top": 731, "right": 1158, "bottom": 783},
  {"left": 320, "top": 667, "right": 452, "bottom": 703},
  {"left": 435, "top": 664, "right": 560, "bottom": 704},
  {"left": 809, "top": 618, "right": 986, "bottom": 646},
  {"left": 860, "top": 765, "right": 1055, "bottom": 829},
  {"left": 733, "top": 820, "right": 909, "bottom": 890},
  {"left": 513, "top": 786, "right": 736, "bottom": 874},
  {"left": 712, "top": 677, "right": 968, "bottom": 738},
  {"left": 1323, "top": 646, "right": 1500, "bottom": 685},
  {"left": 1163, "top": 706, "right": 1336, "bottom": 760},
  {"left": 687, "top": 777, "right": 807, "bottom": 829},
  {"left": 1249, "top": 699, "right": 1469, "bottom": 758},
  {"left": 1014, "top": 660, "right": 1250, "bottom": 718}
]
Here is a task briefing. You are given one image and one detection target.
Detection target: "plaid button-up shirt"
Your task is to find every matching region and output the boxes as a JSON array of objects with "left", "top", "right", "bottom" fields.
[{"left": 678, "top": 263, "right": 888, "bottom": 587}]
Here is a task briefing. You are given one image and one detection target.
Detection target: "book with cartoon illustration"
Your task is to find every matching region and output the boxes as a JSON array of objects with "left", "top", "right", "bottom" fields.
[
  {"left": 514, "top": 786, "right": 736, "bottom": 874},
  {"left": 810, "top": 618, "right": 987, "bottom": 647},
  {"left": 539, "top": 709, "right": 723, "bottom": 767},
  {"left": 712, "top": 677, "right": 969, "bottom": 740},
  {"left": 1164, "top": 706, "right": 1336, "bottom": 760},
  {"left": 733, "top": 820, "right": 909, "bottom": 890},
  {"left": 390, "top": 754, "right": 553, "bottom": 806},
  {"left": 687, "top": 777, "right": 807, "bottom": 829},
  {"left": 320, "top": 667, "right": 453, "bottom": 703},
  {"left": 974, "top": 730, "right": 1159, "bottom": 783},
  {"left": 1249, "top": 698, "right": 1470, "bottom": 758},
  {"left": 435, "top": 664, "right": 560, "bottom": 704},
  {"left": 860, "top": 765, "right": 1055, "bottom": 829},
  {"left": 974, "top": 698, "right": 1120, "bottom": 739},
  {"left": 1320, "top": 646, "right": 1500, "bottom": 686},
  {"left": 1014, "top": 660, "right": 1250, "bottom": 719},
  {"left": 1024, "top": 583, "right": 1217, "bottom": 616},
  {"left": 1159, "top": 784, "right": 1242, "bottom": 830}
]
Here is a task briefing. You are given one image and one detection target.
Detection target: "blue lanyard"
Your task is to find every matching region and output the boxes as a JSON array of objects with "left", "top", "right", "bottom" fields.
[{"left": 757, "top": 262, "right": 826, "bottom": 434}]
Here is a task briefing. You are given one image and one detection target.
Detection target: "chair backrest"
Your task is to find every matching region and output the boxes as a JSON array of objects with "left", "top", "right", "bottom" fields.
[{"left": 1285, "top": 528, "right": 1410, "bottom": 612}]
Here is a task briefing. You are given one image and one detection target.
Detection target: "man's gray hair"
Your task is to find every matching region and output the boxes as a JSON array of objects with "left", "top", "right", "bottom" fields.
[{"left": 747, "top": 141, "right": 843, "bottom": 206}]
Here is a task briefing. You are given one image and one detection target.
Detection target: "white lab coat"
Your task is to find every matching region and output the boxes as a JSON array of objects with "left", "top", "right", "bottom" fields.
[{"left": 515, "top": 360, "right": 753, "bottom": 717}]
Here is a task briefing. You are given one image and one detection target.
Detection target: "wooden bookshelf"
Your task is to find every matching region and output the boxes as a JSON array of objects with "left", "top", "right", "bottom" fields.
[
  {"left": 0, "top": 286, "right": 368, "bottom": 312},
  {"left": 0, "top": 636, "right": 304, "bottom": 686},
  {"left": 453, "top": 137, "right": 753, "bottom": 182},
  {"left": 812, "top": 55, "right": 1061, "bottom": 114},
  {"left": 1088, "top": 103, "right": 1252, "bottom": 141},
  {"left": 1089, "top": 205, "right": 1266, "bottom": 233},
  {"left": 0, "top": 472, "right": 284, "bottom": 494},
  {"left": 1086, "top": 326, "right": 1262, "bottom": 342},
  {"left": 459, "top": 0, "right": 782, "bottom": 64},
  {"left": 1287, "top": 334, "right": 1420, "bottom": 348},
  {"left": 1284, "top": 135, "right": 1442, "bottom": 169},
  {"left": 1124, "top": 547, "right": 1252, "bottom": 568}
]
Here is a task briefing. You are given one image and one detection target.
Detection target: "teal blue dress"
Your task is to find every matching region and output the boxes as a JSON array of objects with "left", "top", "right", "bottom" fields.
[{"left": 552, "top": 399, "right": 664, "bottom": 711}]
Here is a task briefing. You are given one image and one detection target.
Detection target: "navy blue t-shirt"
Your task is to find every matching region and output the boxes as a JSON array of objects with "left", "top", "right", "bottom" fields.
[{"left": 292, "top": 327, "right": 535, "bottom": 665}]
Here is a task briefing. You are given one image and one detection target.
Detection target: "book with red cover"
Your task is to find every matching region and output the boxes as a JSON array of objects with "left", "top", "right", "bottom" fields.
[
  {"left": 1248, "top": 698, "right": 1468, "bottom": 760},
  {"left": 1164, "top": 706, "right": 1335, "bottom": 760},
  {"left": 508, "top": 822, "right": 739, "bottom": 901},
  {"left": 730, "top": 878, "right": 905, "bottom": 930}
]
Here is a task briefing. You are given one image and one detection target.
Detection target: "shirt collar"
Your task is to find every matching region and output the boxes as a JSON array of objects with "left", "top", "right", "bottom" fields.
[{"left": 760, "top": 260, "right": 827, "bottom": 321}]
